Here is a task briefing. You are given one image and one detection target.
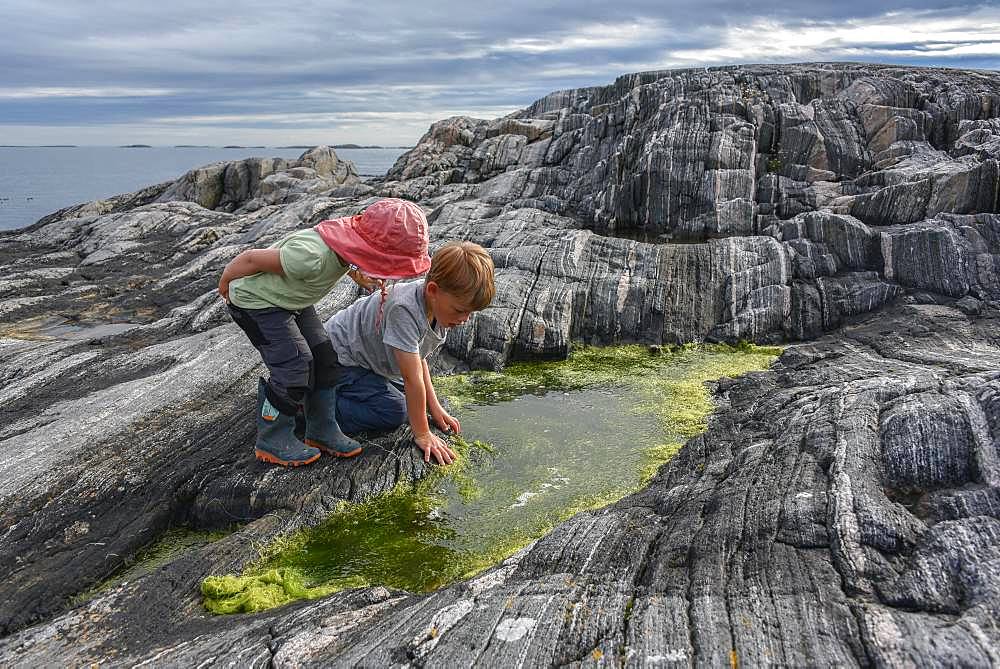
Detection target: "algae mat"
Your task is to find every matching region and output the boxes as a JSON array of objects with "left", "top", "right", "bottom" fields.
[{"left": 202, "top": 344, "right": 779, "bottom": 614}]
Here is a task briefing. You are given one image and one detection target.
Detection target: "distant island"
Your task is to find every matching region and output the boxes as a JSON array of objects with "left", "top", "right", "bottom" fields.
[
  {"left": 0, "top": 144, "right": 77, "bottom": 148},
  {"left": 223, "top": 145, "right": 266, "bottom": 149},
  {"left": 120, "top": 144, "right": 152, "bottom": 148},
  {"left": 174, "top": 144, "right": 211, "bottom": 148}
]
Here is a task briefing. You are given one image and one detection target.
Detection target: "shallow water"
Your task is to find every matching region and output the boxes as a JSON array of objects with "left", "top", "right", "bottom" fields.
[
  {"left": 1, "top": 315, "right": 141, "bottom": 341},
  {"left": 202, "top": 345, "right": 779, "bottom": 612},
  {"left": 271, "top": 387, "right": 664, "bottom": 593}
]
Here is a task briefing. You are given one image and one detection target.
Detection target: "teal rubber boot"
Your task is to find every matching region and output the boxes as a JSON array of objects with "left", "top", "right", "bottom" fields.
[
  {"left": 255, "top": 378, "right": 321, "bottom": 467},
  {"left": 304, "top": 386, "right": 363, "bottom": 457}
]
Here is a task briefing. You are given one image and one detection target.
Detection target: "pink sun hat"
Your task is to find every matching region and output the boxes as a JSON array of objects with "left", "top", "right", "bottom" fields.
[{"left": 314, "top": 198, "right": 431, "bottom": 280}]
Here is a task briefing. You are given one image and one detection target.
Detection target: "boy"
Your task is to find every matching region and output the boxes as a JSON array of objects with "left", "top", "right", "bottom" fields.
[
  {"left": 324, "top": 241, "right": 495, "bottom": 465},
  {"left": 219, "top": 198, "right": 431, "bottom": 467}
]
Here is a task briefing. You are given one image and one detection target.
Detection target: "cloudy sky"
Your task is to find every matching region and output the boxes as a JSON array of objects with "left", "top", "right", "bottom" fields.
[{"left": 1, "top": 1, "right": 998, "bottom": 146}]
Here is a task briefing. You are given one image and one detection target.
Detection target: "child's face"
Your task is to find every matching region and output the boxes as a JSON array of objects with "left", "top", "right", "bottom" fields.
[{"left": 426, "top": 281, "right": 474, "bottom": 328}]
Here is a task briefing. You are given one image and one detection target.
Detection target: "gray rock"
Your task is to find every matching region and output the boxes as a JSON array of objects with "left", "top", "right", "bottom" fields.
[
  {"left": 3, "top": 62, "right": 1000, "bottom": 666},
  {"left": 6, "top": 305, "right": 999, "bottom": 667},
  {"left": 781, "top": 211, "right": 881, "bottom": 270},
  {"left": 155, "top": 146, "right": 360, "bottom": 213},
  {"left": 849, "top": 178, "right": 931, "bottom": 225},
  {"left": 880, "top": 215, "right": 1000, "bottom": 299},
  {"left": 956, "top": 295, "right": 984, "bottom": 316}
]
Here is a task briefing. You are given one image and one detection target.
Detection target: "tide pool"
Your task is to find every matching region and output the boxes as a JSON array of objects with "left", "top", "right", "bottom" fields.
[{"left": 201, "top": 343, "right": 780, "bottom": 614}]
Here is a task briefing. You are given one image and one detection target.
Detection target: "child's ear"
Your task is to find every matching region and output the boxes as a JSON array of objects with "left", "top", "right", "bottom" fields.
[{"left": 425, "top": 280, "right": 439, "bottom": 297}]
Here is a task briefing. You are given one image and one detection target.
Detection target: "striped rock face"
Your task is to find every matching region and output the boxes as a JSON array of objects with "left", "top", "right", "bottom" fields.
[{"left": 1, "top": 63, "right": 999, "bottom": 666}]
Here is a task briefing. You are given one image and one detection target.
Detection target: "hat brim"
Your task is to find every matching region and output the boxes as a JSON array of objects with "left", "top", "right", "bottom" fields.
[{"left": 320, "top": 215, "right": 431, "bottom": 280}]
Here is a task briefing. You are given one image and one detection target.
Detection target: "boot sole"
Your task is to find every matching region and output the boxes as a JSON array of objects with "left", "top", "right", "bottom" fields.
[
  {"left": 305, "top": 439, "right": 363, "bottom": 458},
  {"left": 255, "top": 449, "right": 321, "bottom": 467}
]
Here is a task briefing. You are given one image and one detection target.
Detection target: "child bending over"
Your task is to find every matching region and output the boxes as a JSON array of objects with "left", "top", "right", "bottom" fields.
[{"left": 219, "top": 198, "right": 431, "bottom": 467}]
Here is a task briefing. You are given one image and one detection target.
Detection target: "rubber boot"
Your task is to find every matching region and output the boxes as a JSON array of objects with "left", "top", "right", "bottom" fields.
[
  {"left": 304, "top": 386, "right": 363, "bottom": 457},
  {"left": 255, "top": 378, "right": 321, "bottom": 467}
]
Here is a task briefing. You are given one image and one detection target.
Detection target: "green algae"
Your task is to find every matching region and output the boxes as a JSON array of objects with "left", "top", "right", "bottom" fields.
[
  {"left": 71, "top": 526, "right": 231, "bottom": 608},
  {"left": 435, "top": 342, "right": 779, "bottom": 425},
  {"left": 201, "top": 343, "right": 779, "bottom": 614}
]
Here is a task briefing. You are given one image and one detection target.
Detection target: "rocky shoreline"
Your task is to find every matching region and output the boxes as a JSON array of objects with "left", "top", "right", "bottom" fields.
[{"left": 1, "top": 62, "right": 999, "bottom": 666}]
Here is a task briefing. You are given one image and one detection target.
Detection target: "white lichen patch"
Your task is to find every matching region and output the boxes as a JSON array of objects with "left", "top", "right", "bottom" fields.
[
  {"left": 409, "top": 598, "right": 475, "bottom": 658},
  {"left": 494, "top": 617, "right": 536, "bottom": 642}
]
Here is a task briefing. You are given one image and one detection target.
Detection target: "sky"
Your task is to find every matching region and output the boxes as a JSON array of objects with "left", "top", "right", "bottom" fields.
[{"left": 1, "top": 1, "right": 998, "bottom": 146}]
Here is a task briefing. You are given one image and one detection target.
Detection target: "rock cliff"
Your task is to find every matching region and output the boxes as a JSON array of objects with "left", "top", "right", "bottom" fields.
[{"left": 1, "top": 63, "right": 999, "bottom": 666}]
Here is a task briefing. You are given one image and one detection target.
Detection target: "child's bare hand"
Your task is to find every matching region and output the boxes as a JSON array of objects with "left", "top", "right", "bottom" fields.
[
  {"left": 347, "top": 268, "right": 381, "bottom": 294},
  {"left": 430, "top": 407, "right": 461, "bottom": 435},
  {"left": 414, "top": 431, "right": 456, "bottom": 465},
  {"left": 218, "top": 279, "right": 230, "bottom": 303}
]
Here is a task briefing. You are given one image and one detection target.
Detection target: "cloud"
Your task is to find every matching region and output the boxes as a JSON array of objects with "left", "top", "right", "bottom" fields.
[
  {"left": 668, "top": 6, "right": 1000, "bottom": 65},
  {"left": 0, "top": 87, "right": 177, "bottom": 99},
  {"left": 150, "top": 109, "right": 521, "bottom": 128},
  {"left": 491, "top": 20, "right": 669, "bottom": 54},
  {"left": 0, "top": 1, "right": 997, "bottom": 145}
]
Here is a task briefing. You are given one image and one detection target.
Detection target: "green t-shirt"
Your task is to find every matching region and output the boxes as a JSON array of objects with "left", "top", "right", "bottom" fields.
[{"left": 229, "top": 228, "right": 347, "bottom": 310}]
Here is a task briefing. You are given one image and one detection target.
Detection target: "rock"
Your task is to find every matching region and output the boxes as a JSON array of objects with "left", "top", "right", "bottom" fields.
[
  {"left": 858, "top": 103, "right": 935, "bottom": 155},
  {"left": 389, "top": 64, "right": 998, "bottom": 244},
  {"left": 5, "top": 305, "right": 999, "bottom": 666},
  {"left": 2, "top": 62, "right": 1000, "bottom": 666},
  {"left": 430, "top": 203, "right": 791, "bottom": 350},
  {"left": 878, "top": 216, "right": 1000, "bottom": 298},
  {"left": 386, "top": 116, "right": 485, "bottom": 181},
  {"left": 956, "top": 295, "right": 983, "bottom": 316},
  {"left": 780, "top": 211, "right": 881, "bottom": 270},
  {"left": 925, "top": 157, "right": 1000, "bottom": 217},
  {"left": 849, "top": 179, "right": 931, "bottom": 226},
  {"left": 298, "top": 145, "right": 357, "bottom": 183},
  {"left": 155, "top": 147, "right": 360, "bottom": 213},
  {"left": 954, "top": 118, "right": 1000, "bottom": 160},
  {"left": 471, "top": 133, "right": 527, "bottom": 176}
]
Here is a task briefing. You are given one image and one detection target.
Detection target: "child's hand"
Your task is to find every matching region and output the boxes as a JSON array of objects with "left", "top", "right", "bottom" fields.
[
  {"left": 347, "top": 267, "right": 381, "bottom": 294},
  {"left": 413, "top": 430, "right": 457, "bottom": 465},
  {"left": 430, "top": 407, "right": 461, "bottom": 435},
  {"left": 218, "top": 279, "right": 230, "bottom": 303}
]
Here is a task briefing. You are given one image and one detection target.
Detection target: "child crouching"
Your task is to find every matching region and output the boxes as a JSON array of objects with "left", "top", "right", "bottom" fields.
[{"left": 324, "top": 241, "right": 495, "bottom": 464}]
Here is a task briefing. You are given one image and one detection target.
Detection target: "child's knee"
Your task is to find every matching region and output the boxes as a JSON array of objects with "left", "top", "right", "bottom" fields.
[
  {"left": 264, "top": 345, "right": 313, "bottom": 401},
  {"left": 309, "top": 340, "right": 341, "bottom": 388},
  {"left": 386, "top": 394, "right": 407, "bottom": 425}
]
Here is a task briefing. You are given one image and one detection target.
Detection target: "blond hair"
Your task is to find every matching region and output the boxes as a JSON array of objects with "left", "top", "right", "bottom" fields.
[{"left": 426, "top": 241, "right": 495, "bottom": 310}]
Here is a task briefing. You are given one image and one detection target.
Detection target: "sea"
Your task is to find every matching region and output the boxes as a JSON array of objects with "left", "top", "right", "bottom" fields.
[{"left": 0, "top": 146, "right": 408, "bottom": 231}]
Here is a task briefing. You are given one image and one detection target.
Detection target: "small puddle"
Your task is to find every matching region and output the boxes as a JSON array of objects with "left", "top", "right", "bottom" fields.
[
  {"left": 72, "top": 527, "right": 230, "bottom": 607},
  {"left": 202, "top": 344, "right": 779, "bottom": 614},
  {"left": 2, "top": 315, "right": 140, "bottom": 341}
]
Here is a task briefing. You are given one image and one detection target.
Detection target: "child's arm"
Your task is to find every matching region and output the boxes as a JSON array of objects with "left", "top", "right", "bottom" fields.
[
  {"left": 393, "top": 348, "right": 457, "bottom": 465},
  {"left": 422, "top": 359, "right": 461, "bottom": 435},
  {"left": 218, "top": 249, "right": 284, "bottom": 302}
]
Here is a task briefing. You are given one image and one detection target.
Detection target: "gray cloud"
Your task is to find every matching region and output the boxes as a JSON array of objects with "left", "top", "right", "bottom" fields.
[{"left": 0, "top": 1, "right": 996, "bottom": 144}]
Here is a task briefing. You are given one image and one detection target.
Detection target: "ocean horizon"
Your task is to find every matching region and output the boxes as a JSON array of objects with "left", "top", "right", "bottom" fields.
[{"left": 0, "top": 145, "right": 408, "bottom": 231}]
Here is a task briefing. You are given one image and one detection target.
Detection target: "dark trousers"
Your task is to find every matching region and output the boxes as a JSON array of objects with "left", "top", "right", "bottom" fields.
[
  {"left": 229, "top": 304, "right": 341, "bottom": 415},
  {"left": 335, "top": 365, "right": 408, "bottom": 434}
]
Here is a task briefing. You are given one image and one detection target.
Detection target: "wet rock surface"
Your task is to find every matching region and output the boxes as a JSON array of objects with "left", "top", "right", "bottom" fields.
[{"left": 1, "top": 63, "right": 999, "bottom": 665}]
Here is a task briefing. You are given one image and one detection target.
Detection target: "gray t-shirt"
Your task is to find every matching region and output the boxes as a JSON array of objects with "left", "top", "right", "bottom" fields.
[{"left": 325, "top": 279, "right": 446, "bottom": 383}]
